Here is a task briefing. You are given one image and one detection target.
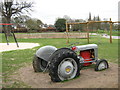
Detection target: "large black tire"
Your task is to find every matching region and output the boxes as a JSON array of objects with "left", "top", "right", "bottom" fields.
[
  {"left": 95, "top": 59, "right": 109, "bottom": 71},
  {"left": 49, "top": 48, "right": 81, "bottom": 82},
  {"left": 33, "top": 55, "right": 48, "bottom": 72}
]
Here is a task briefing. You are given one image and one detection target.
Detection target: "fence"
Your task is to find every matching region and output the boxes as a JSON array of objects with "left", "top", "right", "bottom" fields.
[{"left": 15, "top": 33, "right": 87, "bottom": 39}]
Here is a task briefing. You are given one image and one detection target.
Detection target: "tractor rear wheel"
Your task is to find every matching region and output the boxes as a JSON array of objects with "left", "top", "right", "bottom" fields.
[
  {"left": 95, "top": 59, "right": 109, "bottom": 71},
  {"left": 49, "top": 48, "right": 81, "bottom": 82},
  {"left": 33, "top": 55, "right": 48, "bottom": 72}
]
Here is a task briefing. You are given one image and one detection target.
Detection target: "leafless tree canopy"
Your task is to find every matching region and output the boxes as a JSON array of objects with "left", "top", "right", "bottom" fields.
[{"left": 0, "top": 0, "right": 33, "bottom": 35}]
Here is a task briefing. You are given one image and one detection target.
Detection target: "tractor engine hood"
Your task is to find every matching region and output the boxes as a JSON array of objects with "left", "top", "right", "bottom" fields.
[
  {"left": 75, "top": 44, "right": 98, "bottom": 51},
  {"left": 36, "top": 45, "right": 57, "bottom": 61}
]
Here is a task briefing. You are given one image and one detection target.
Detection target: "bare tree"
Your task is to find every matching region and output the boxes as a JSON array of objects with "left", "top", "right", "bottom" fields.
[{"left": 0, "top": 0, "right": 33, "bottom": 36}]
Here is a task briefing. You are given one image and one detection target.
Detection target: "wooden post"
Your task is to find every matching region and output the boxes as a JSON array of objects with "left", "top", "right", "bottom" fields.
[
  {"left": 66, "top": 21, "right": 69, "bottom": 44},
  {"left": 110, "top": 18, "right": 112, "bottom": 43},
  {"left": 87, "top": 22, "right": 89, "bottom": 43}
]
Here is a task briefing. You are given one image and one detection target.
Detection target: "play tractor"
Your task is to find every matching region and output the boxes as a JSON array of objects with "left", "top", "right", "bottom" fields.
[{"left": 33, "top": 44, "right": 109, "bottom": 82}]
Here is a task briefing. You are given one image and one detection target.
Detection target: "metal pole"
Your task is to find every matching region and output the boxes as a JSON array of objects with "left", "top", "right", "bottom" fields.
[
  {"left": 3, "top": 26, "right": 9, "bottom": 45},
  {"left": 11, "top": 28, "right": 19, "bottom": 47}
]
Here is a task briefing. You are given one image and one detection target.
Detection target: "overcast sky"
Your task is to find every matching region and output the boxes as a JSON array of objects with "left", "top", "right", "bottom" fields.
[{"left": 29, "top": 0, "right": 119, "bottom": 25}]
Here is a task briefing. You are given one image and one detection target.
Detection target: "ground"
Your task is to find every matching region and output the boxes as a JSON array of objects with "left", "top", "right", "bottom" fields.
[
  {"left": 10, "top": 63, "right": 118, "bottom": 88},
  {"left": 1, "top": 33, "right": 119, "bottom": 88}
]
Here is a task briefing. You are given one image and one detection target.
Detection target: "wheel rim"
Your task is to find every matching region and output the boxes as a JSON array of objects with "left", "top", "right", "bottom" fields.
[
  {"left": 98, "top": 62, "right": 107, "bottom": 70},
  {"left": 58, "top": 58, "right": 78, "bottom": 81}
]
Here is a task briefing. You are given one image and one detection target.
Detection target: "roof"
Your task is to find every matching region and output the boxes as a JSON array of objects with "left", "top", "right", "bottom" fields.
[{"left": 46, "top": 26, "right": 56, "bottom": 30}]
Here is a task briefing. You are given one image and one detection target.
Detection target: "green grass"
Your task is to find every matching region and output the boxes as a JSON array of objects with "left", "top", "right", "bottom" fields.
[
  {"left": 16, "top": 30, "right": 120, "bottom": 35},
  {"left": 97, "top": 30, "right": 119, "bottom": 36},
  {"left": 1, "top": 33, "right": 119, "bottom": 88}
]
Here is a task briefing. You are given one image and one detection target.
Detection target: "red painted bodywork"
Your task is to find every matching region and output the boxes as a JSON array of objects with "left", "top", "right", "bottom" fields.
[{"left": 80, "top": 50, "right": 92, "bottom": 66}]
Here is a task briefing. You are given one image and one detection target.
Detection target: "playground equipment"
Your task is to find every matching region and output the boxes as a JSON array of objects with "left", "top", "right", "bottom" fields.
[
  {"left": 1, "top": 23, "right": 19, "bottom": 47},
  {"left": 33, "top": 44, "right": 109, "bottom": 82},
  {"left": 66, "top": 18, "right": 120, "bottom": 44}
]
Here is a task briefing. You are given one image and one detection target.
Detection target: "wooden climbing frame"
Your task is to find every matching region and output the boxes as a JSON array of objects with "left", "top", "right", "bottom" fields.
[{"left": 66, "top": 18, "right": 120, "bottom": 44}]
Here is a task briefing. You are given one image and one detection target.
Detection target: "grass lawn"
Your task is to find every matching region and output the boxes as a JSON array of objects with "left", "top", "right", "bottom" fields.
[
  {"left": 3, "top": 29, "right": 119, "bottom": 36},
  {"left": 90, "top": 30, "right": 120, "bottom": 36},
  {"left": 1, "top": 33, "right": 119, "bottom": 88}
]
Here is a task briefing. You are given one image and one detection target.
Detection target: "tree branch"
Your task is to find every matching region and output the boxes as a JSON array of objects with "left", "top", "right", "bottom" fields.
[{"left": 12, "top": 2, "right": 33, "bottom": 15}]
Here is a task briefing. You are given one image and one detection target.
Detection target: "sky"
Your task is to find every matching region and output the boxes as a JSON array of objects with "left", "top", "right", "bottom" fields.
[
  {"left": 29, "top": 0, "right": 120, "bottom": 25},
  {"left": 4, "top": 0, "right": 120, "bottom": 25},
  {"left": 118, "top": 1, "right": 120, "bottom": 21}
]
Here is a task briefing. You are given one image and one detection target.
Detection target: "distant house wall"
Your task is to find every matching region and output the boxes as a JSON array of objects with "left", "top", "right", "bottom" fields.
[
  {"left": 41, "top": 26, "right": 56, "bottom": 32},
  {"left": 13, "top": 27, "right": 28, "bottom": 33}
]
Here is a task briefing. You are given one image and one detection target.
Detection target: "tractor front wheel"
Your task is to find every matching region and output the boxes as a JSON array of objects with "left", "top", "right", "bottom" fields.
[{"left": 95, "top": 59, "right": 109, "bottom": 71}]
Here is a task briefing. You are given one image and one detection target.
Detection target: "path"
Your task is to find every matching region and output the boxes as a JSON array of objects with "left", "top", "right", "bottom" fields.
[
  {"left": 0, "top": 43, "right": 40, "bottom": 52},
  {"left": 90, "top": 33, "right": 120, "bottom": 39}
]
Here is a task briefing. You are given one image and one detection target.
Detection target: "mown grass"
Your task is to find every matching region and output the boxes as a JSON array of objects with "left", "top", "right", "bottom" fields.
[
  {"left": 1, "top": 33, "right": 119, "bottom": 88},
  {"left": 91, "top": 30, "right": 120, "bottom": 36}
]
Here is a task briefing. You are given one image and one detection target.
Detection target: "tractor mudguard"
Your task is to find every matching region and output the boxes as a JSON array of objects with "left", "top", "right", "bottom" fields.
[{"left": 36, "top": 45, "right": 57, "bottom": 61}]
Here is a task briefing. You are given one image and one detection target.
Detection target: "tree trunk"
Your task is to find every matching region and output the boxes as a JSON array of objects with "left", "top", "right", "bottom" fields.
[{"left": 5, "top": 17, "right": 12, "bottom": 36}]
